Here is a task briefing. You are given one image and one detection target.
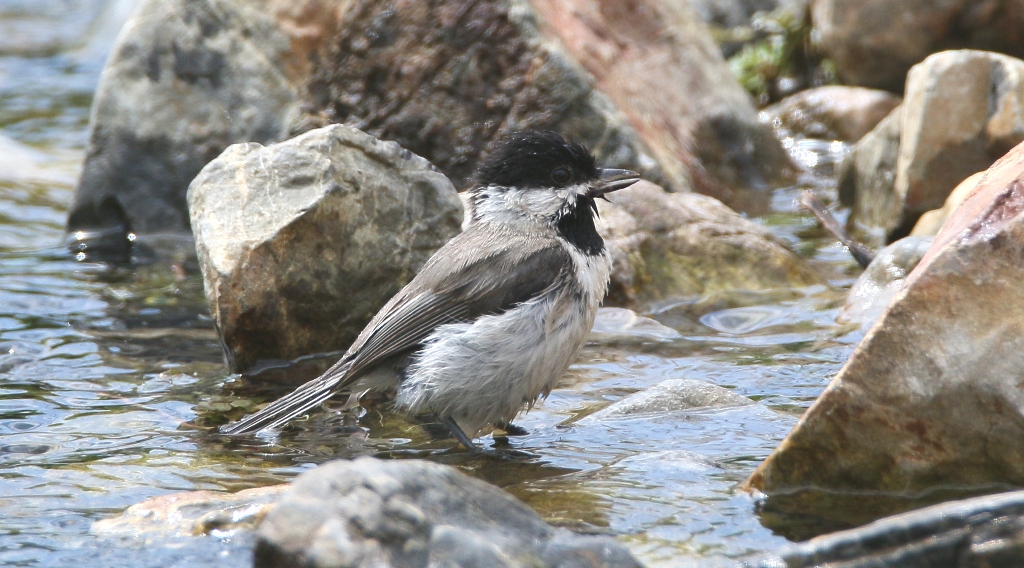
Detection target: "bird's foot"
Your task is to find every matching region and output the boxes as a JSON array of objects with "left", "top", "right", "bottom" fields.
[{"left": 442, "top": 417, "right": 534, "bottom": 460}]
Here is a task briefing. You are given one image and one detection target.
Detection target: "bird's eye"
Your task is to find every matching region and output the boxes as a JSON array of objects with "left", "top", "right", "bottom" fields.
[{"left": 551, "top": 167, "right": 572, "bottom": 185}]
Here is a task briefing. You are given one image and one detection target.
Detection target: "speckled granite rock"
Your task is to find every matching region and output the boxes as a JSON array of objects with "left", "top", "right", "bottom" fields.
[{"left": 188, "top": 124, "right": 462, "bottom": 373}]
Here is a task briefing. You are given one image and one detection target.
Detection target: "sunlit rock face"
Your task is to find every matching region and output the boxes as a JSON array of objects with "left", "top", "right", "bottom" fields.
[
  {"left": 842, "top": 50, "right": 1024, "bottom": 242},
  {"left": 746, "top": 138, "right": 1024, "bottom": 496},
  {"left": 762, "top": 86, "right": 901, "bottom": 143},
  {"left": 188, "top": 125, "right": 462, "bottom": 373}
]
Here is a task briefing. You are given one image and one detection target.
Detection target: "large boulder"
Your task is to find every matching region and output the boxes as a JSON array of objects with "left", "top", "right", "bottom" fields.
[
  {"left": 744, "top": 139, "right": 1024, "bottom": 496},
  {"left": 188, "top": 124, "right": 462, "bottom": 373},
  {"left": 843, "top": 50, "right": 1024, "bottom": 242},
  {"left": 68, "top": 0, "right": 345, "bottom": 235},
  {"left": 837, "top": 105, "right": 902, "bottom": 243},
  {"left": 69, "top": 0, "right": 794, "bottom": 237},
  {"left": 597, "top": 181, "right": 822, "bottom": 306},
  {"left": 255, "top": 457, "right": 642, "bottom": 568},
  {"left": 811, "top": 0, "right": 1024, "bottom": 93}
]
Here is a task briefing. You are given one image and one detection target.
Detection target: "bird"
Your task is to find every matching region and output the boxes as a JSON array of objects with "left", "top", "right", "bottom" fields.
[{"left": 221, "top": 130, "right": 640, "bottom": 455}]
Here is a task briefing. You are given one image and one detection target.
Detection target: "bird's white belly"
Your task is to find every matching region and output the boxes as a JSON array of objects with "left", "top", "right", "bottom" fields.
[{"left": 396, "top": 291, "right": 596, "bottom": 436}]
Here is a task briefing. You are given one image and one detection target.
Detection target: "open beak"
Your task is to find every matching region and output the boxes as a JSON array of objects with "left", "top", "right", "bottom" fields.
[{"left": 591, "top": 168, "right": 641, "bottom": 198}]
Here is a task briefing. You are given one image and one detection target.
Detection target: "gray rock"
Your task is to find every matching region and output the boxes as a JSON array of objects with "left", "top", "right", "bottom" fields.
[
  {"left": 255, "top": 458, "right": 643, "bottom": 568},
  {"left": 188, "top": 124, "right": 462, "bottom": 373},
  {"left": 811, "top": 0, "right": 1024, "bottom": 93},
  {"left": 745, "top": 138, "right": 1024, "bottom": 494},
  {"left": 67, "top": 0, "right": 315, "bottom": 235},
  {"left": 581, "top": 378, "right": 753, "bottom": 422},
  {"left": 838, "top": 105, "right": 903, "bottom": 243},
  {"left": 596, "top": 181, "right": 822, "bottom": 306},
  {"left": 762, "top": 86, "right": 901, "bottom": 142},
  {"left": 747, "top": 490, "right": 1024, "bottom": 568},
  {"left": 838, "top": 236, "right": 934, "bottom": 328}
]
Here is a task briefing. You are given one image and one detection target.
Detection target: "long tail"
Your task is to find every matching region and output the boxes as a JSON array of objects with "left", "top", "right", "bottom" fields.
[{"left": 220, "top": 360, "right": 353, "bottom": 435}]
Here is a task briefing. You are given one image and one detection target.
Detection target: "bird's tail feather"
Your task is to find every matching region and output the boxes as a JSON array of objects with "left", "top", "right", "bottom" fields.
[{"left": 220, "top": 360, "right": 353, "bottom": 435}]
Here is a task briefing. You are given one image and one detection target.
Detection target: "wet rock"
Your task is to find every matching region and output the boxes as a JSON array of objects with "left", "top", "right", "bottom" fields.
[
  {"left": 68, "top": 0, "right": 345, "bottom": 234},
  {"left": 581, "top": 378, "right": 753, "bottom": 422},
  {"left": 744, "top": 139, "right": 1024, "bottom": 494},
  {"left": 837, "top": 106, "right": 902, "bottom": 241},
  {"left": 255, "top": 457, "right": 642, "bottom": 568},
  {"left": 762, "top": 86, "right": 901, "bottom": 142},
  {"left": 844, "top": 50, "right": 1024, "bottom": 242},
  {"left": 188, "top": 124, "right": 462, "bottom": 373},
  {"left": 92, "top": 485, "right": 287, "bottom": 537},
  {"left": 811, "top": 0, "right": 1024, "bottom": 93},
  {"left": 748, "top": 490, "right": 1024, "bottom": 568},
  {"left": 910, "top": 171, "right": 985, "bottom": 237},
  {"left": 307, "top": 0, "right": 794, "bottom": 201},
  {"left": 837, "top": 236, "right": 934, "bottom": 328},
  {"left": 597, "top": 181, "right": 822, "bottom": 305}
]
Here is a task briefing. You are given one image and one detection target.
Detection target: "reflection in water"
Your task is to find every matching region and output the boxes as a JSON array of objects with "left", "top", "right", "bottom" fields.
[{"left": 0, "top": 2, "right": 877, "bottom": 567}]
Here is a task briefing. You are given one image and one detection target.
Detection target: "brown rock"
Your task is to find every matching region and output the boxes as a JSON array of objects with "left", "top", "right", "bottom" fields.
[
  {"left": 745, "top": 138, "right": 1024, "bottom": 495},
  {"left": 92, "top": 485, "right": 287, "bottom": 537},
  {"left": 596, "top": 181, "right": 822, "bottom": 305},
  {"left": 909, "top": 171, "right": 985, "bottom": 237},
  {"left": 188, "top": 125, "right": 462, "bottom": 373},
  {"left": 811, "top": 0, "right": 1024, "bottom": 93},
  {"left": 762, "top": 86, "right": 901, "bottom": 142}
]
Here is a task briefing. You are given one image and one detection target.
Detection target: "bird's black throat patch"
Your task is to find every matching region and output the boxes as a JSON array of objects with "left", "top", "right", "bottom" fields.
[{"left": 556, "top": 195, "right": 604, "bottom": 256}]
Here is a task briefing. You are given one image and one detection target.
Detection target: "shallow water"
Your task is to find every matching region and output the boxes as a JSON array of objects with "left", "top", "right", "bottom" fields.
[{"left": 0, "top": 3, "right": 870, "bottom": 567}]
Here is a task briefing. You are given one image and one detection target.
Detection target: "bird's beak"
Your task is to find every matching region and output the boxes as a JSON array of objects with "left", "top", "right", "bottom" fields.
[{"left": 591, "top": 168, "right": 641, "bottom": 198}]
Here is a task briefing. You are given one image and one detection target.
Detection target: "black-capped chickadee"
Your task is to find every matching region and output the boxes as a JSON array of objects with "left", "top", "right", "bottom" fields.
[{"left": 221, "top": 130, "right": 640, "bottom": 454}]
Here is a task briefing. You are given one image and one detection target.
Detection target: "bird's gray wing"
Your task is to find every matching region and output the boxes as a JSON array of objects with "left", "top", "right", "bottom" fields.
[
  {"left": 343, "top": 224, "right": 572, "bottom": 379},
  {"left": 221, "top": 224, "right": 570, "bottom": 435}
]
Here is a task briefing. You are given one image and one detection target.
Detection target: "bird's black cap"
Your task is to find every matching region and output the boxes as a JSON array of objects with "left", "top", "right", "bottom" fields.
[{"left": 474, "top": 130, "right": 599, "bottom": 190}]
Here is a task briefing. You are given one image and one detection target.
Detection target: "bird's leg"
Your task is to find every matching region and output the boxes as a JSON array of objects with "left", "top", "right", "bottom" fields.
[
  {"left": 495, "top": 421, "right": 529, "bottom": 436},
  {"left": 441, "top": 417, "right": 533, "bottom": 459}
]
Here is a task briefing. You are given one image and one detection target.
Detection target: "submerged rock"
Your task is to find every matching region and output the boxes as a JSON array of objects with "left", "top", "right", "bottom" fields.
[
  {"left": 811, "top": 0, "right": 1024, "bottom": 93},
  {"left": 188, "top": 124, "right": 462, "bottom": 373},
  {"left": 580, "top": 378, "right": 753, "bottom": 422},
  {"left": 597, "top": 181, "right": 822, "bottom": 305},
  {"left": 745, "top": 139, "right": 1024, "bottom": 495},
  {"left": 255, "top": 458, "right": 642, "bottom": 568},
  {"left": 837, "top": 236, "right": 934, "bottom": 328},
  {"left": 92, "top": 485, "right": 287, "bottom": 537},
  {"left": 763, "top": 86, "right": 901, "bottom": 142},
  {"left": 748, "top": 490, "right": 1024, "bottom": 568},
  {"left": 843, "top": 50, "right": 1024, "bottom": 241}
]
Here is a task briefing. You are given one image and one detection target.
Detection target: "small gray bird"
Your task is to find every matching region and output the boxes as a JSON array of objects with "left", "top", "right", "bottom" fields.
[{"left": 221, "top": 130, "right": 640, "bottom": 454}]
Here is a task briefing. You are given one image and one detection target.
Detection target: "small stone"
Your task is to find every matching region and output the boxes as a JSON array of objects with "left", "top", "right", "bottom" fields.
[{"left": 837, "top": 235, "right": 934, "bottom": 327}]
